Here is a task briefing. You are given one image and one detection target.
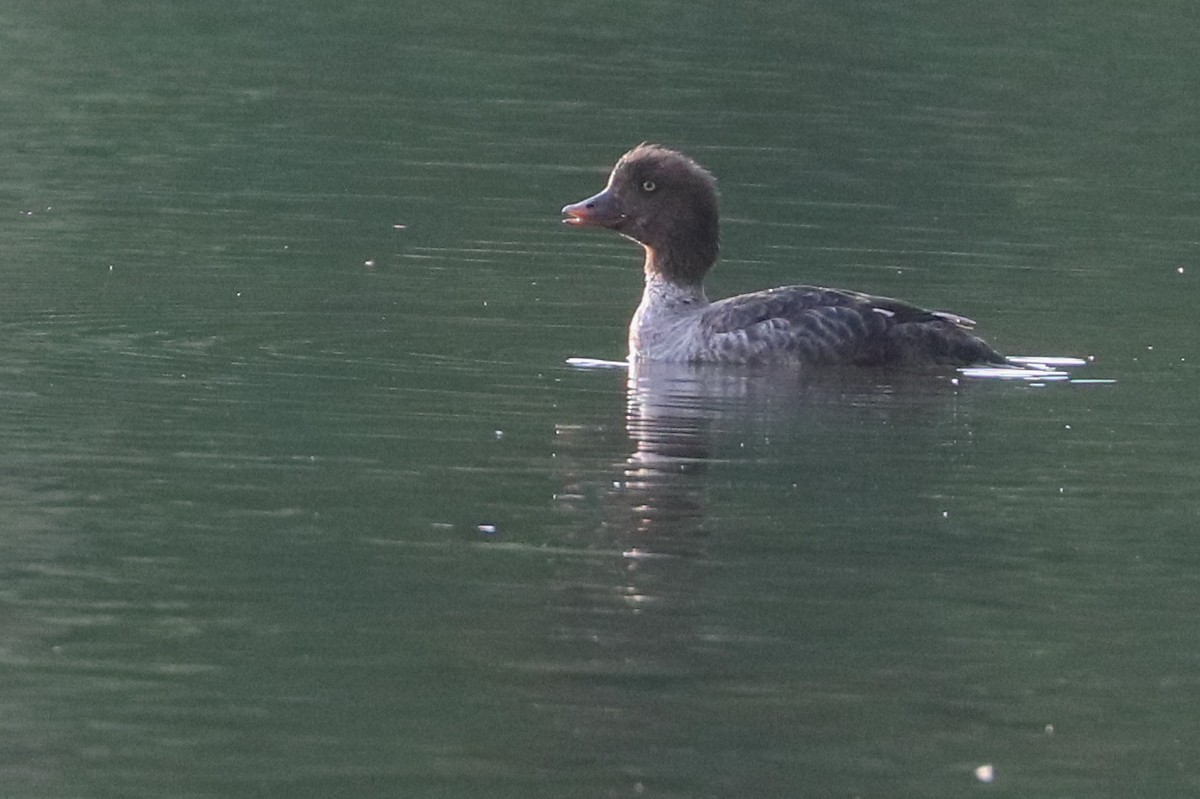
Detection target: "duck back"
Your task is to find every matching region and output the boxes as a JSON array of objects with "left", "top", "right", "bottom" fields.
[{"left": 697, "top": 286, "right": 1005, "bottom": 367}]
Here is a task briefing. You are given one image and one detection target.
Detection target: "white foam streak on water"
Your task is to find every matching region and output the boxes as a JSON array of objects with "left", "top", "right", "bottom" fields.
[
  {"left": 566, "top": 357, "right": 629, "bottom": 369},
  {"left": 960, "top": 366, "right": 1071, "bottom": 380},
  {"left": 962, "top": 355, "right": 1109, "bottom": 383},
  {"left": 1007, "top": 356, "right": 1090, "bottom": 367}
]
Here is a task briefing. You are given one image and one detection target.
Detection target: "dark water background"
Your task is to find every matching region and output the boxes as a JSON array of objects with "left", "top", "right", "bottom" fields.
[{"left": 2, "top": 2, "right": 1198, "bottom": 796}]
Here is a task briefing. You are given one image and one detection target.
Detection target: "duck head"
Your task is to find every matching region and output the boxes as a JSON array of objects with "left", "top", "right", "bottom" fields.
[{"left": 562, "top": 144, "right": 720, "bottom": 285}]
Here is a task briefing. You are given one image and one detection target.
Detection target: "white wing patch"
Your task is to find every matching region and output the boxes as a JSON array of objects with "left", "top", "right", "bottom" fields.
[{"left": 932, "top": 310, "right": 977, "bottom": 327}]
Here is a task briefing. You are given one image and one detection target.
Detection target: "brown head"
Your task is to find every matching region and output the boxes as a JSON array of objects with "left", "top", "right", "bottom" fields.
[{"left": 562, "top": 144, "right": 719, "bottom": 285}]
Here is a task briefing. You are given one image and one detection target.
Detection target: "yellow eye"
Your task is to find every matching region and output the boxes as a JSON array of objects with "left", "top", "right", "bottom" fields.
[{"left": 641, "top": 180, "right": 657, "bottom": 193}]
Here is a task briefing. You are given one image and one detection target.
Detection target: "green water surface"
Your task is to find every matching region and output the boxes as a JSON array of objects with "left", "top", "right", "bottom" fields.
[{"left": 2, "top": 2, "right": 1198, "bottom": 797}]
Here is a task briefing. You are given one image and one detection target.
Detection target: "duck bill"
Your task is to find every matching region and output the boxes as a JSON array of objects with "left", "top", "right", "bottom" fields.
[{"left": 561, "top": 187, "right": 624, "bottom": 229}]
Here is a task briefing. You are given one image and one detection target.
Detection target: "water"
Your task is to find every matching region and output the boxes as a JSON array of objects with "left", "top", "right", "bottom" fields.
[{"left": 2, "top": 1, "right": 1198, "bottom": 796}]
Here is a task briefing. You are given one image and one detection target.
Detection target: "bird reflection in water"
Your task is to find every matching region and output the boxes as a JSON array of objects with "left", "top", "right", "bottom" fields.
[
  {"left": 539, "top": 361, "right": 975, "bottom": 787},
  {"left": 618, "top": 362, "right": 719, "bottom": 557},
  {"left": 560, "top": 359, "right": 973, "bottom": 565}
]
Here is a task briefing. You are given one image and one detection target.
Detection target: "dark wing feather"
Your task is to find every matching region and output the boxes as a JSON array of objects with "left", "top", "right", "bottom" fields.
[{"left": 699, "top": 285, "right": 1003, "bottom": 366}]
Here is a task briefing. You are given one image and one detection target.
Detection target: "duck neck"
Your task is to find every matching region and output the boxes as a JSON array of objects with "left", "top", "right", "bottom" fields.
[
  {"left": 642, "top": 237, "right": 716, "bottom": 288},
  {"left": 630, "top": 262, "right": 709, "bottom": 361},
  {"left": 640, "top": 269, "right": 709, "bottom": 307}
]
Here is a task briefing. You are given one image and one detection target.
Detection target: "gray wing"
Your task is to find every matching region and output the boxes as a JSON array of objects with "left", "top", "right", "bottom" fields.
[{"left": 698, "top": 285, "right": 1003, "bottom": 366}]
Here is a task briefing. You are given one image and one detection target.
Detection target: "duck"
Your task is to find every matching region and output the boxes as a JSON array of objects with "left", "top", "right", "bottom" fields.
[{"left": 561, "top": 144, "right": 1006, "bottom": 368}]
